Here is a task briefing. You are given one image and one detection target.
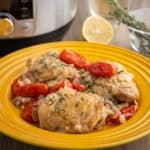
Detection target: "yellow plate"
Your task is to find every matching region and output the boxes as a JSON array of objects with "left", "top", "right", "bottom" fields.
[{"left": 0, "top": 41, "right": 149, "bottom": 149}]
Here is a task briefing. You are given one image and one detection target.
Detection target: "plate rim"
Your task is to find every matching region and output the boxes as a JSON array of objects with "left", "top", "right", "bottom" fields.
[{"left": 0, "top": 41, "right": 149, "bottom": 149}]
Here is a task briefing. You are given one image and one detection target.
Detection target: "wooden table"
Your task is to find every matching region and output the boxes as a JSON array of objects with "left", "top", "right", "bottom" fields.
[{"left": 0, "top": 0, "right": 149, "bottom": 149}]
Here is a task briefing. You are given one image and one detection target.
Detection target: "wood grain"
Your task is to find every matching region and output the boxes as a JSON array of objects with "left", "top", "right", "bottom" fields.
[{"left": 0, "top": 0, "right": 149, "bottom": 149}]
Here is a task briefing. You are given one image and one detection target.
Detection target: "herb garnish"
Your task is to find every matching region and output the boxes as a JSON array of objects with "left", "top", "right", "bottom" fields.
[
  {"left": 109, "top": 0, "right": 150, "bottom": 52},
  {"left": 39, "top": 57, "right": 48, "bottom": 68},
  {"left": 117, "top": 70, "right": 124, "bottom": 74}
]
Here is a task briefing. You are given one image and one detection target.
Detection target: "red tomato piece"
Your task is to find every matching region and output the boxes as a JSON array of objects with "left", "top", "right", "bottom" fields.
[
  {"left": 106, "top": 104, "right": 137, "bottom": 125},
  {"left": 12, "top": 77, "right": 48, "bottom": 97},
  {"left": 49, "top": 80, "right": 65, "bottom": 93},
  {"left": 121, "top": 104, "right": 137, "bottom": 120},
  {"left": 105, "top": 115, "right": 121, "bottom": 125},
  {"left": 21, "top": 99, "right": 37, "bottom": 123},
  {"left": 88, "top": 62, "right": 117, "bottom": 77},
  {"left": 72, "top": 77, "right": 86, "bottom": 92},
  {"left": 49, "top": 80, "right": 74, "bottom": 93},
  {"left": 59, "top": 50, "right": 89, "bottom": 69},
  {"left": 21, "top": 83, "right": 48, "bottom": 97}
]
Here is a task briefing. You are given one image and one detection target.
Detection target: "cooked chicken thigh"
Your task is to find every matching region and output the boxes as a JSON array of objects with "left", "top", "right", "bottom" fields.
[
  {"left": 11, "top": 50, "right": 139, "bottom": 133},
  {"left": 37, "top": 87, "right": 106, "bottom": 133},
  {"left": 26, "top": 51, "right": 79, "bottom": 82},
  {"left": 92, "top": 62, "right": 139, "bottom": 102}
]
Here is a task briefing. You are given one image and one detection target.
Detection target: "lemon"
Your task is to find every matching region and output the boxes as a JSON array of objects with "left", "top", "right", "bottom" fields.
[{"left": 82, "top": 16, "right": 113, "bottom": 44}]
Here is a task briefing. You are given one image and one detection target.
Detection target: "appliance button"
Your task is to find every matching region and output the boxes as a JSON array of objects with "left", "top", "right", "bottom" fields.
[
  {"left": 0, "top": 18, "right": 14, "bottom": 36},
  {"left": 20, "top": 22, "right": 31, "bottom": 31}
]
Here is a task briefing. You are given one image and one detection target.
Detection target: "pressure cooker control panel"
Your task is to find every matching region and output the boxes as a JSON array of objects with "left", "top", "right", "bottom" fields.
[{"left": 0, "top": 0, "right": 34, "bottom": 38}]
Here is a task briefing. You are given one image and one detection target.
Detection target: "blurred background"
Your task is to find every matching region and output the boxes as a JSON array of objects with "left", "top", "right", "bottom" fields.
[{"left": 0, "top": 0, "right": 149, "bottom": 57}]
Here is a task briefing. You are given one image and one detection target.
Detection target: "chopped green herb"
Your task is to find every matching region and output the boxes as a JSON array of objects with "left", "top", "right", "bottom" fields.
[
  {"left": 109, "top": 0, "right": 150, "bottom": 51},
  {"left": 39, "top": 57, "right": 48, "bottom": 68},
  {"left": 117, "top": 70, "right": 124, "bottom": 74},
  {"left": 84, "top": 88, "right": 92, "bottom": 93}
]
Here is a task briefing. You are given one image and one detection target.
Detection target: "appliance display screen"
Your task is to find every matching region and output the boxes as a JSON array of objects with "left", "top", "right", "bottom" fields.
[{"left": 0, "top": 0, "right": 33, "bottom": 19}]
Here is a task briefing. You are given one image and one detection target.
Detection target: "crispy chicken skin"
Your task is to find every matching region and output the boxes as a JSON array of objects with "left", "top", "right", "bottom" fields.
[
  {"left": 92, "top": 62, "right": 139, "bottom": 102},
  {"left": 37, "top": 87, "right": 105, "bottom": 133}
]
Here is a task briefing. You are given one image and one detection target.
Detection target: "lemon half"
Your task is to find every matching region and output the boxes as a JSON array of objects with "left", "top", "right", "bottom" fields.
[{"left": 82, "top": 16, "right": 113, "bottom": 44}]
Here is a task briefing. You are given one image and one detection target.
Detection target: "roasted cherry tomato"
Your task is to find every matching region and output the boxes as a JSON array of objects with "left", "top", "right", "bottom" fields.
[
  {"left": 21, "top": 83, "right": 48, "bottom": 97},
  {"left": 21, "top": 99, "right": 37, "bottom": 123},
  {"left": 49, "top": 80, "right": 73, "bottom": 93},
  {"left": 121, "top": 104, "right": 137, "bottom": 120},
  {"left": 12, "top": 77, "right": 48, "bottom": 97},
  {"left": 105, "top": 115, "right": 120, "bottom": 125},
  {"left": 88, "top": 62, "right": 117, "bottom": 77},
  {"left": 106, "top": 104, "right": 137, "bottom": 125},
  {"left": 72, "top": 77, "right": 86, "bottom": 92},
  {"left": 59, "top": 50, "right": 89, "bottom": 70},
  {"left": 49, "top": 80, "right": 65, "bottom": 93}
]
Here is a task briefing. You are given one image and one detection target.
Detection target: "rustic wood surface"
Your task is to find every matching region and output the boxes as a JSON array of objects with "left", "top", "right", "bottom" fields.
[{"left": 0, "top": 0, "right": 149, "bottom": 149}]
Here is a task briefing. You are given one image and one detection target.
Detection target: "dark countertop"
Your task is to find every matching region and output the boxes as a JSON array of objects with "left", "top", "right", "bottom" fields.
[{"left": 0, "top": 0, "right": 149, "bottom": 150}]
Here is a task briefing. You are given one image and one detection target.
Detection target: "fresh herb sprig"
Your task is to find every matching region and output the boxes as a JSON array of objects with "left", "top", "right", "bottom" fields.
[{"left": 109, "top": 0, "right": 150, "bottom": 52}]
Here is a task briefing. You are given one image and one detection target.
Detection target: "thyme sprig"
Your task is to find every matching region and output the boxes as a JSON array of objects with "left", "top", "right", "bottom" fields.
[{"left": 109, "top": 0, "right": 150, "bottom": 52}]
